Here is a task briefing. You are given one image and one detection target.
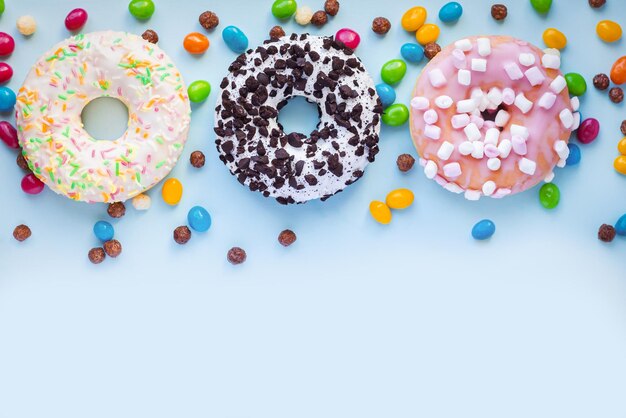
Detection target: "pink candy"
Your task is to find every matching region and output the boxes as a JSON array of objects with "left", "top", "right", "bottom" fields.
[
  {"left": 0, "top": 32, "right": 15, "bottom": 57},
  {"left": 0, "top": 62, "right": 13, "bottom": 84},
  {"left": 0, "top": 121, "right": 18, "bottom": 149},
  {"left": 576, "top": 117, "right": 600, "bottom": 144},
  {"left": 65, "top": 8, "right": 88, "bottom": 31},
  {"left": 335, "top": 28, "right": 360, "bottom": 50},
  {"left": 21, "top": 173, "right": 45, "bottom": 195}
]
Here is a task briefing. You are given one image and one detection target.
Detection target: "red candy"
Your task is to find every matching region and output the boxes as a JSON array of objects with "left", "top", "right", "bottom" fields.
[
  {"left": 21, "top": 173, "right": 45, "bottom": 195},
  {"left": 65, "top": 8, "right": 88, "bottom": 31},
  {"left": 0, "top": 32, "right": 15, "bottom": 57},
  {"left": 577, "top": 117, "right": 600, "bottom": 144},
  {"left": 0, "top": 62, "right": 13, "bottom": 84},
  {"left": 0, "top": 121, "right": 18, "bottom": 149},
  {"left": 335, "top": 28, "right": 361, "bottom": 50}
]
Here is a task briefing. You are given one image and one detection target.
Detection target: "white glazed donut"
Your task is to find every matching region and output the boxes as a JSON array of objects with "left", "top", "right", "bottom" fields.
[
  {"left": 214, "top": 33, "right": 382, "bottom": 205},
  {"left": 16, "top": 31, "right": 191, "bottom": 203}
]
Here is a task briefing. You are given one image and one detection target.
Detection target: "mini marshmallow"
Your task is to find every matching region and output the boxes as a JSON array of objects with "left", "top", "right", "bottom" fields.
[
  {"left": 464, "top": 123, "right": 482, "bottom": 142},
  {"left": 471, "top": 87, "right": 485, "bottom": 102},
  {"left": 487, "top": 87, "right": 503, "bottom": 106},
  {"left": 454, "top": 38, "right": 472, "bottom": 51},
  {"left": 504, "top": 62, "right": 524, "bottom": 80},
  {"left": 477, "top": 37, "right": 491, "bottom": 56},
  {"left": 471, "top": 141, "right": 484, "bottom": 159},
  {"left": 538, "top": 92, "right": 557, "bottom": 109},
  {"left": 518, "top": 158, "right": 537, "bottom": 175},
  {"left": 519, "top": 53, "right": 536, "bottom": 66},
  {"left": 571, "top": 96, "right": 580, "bottom": 111},
  {"left": 559, "top": 108, "right": 574, "bottom": 129},
  {"left": 543, "top": 48, "right": 560, "bottom": 57},
  {"left": 541, "top": 53, "right": 561, "bottom": 69},
  {"left": 550, "top": 75, "right": 567, "bottom": 94},
  {"left": 482, "top": 181, "right": 497, "bottom": 196},
  {"left": 572, "top": 112, "right": 581, "bottom": 130},
  {"left": 471, "top": 58, "right": 487, "bottom": 72},
  {"left": 483, "top": 120, "right": 497, "bottom": 130},
  {"left": 495, "top": 110, "right": 511, "bottom": 127},
  {"left": 424, "top": 124, "right": 442, "bottom": 140},
  {"left": 493, "top": 188, "right": 512, "bottom": 199},
  {"left": 478, "top": 95, "right": 490, "bottom": 112},
  {"left": 424, "top": 109, "right": 439, "bottom": 124},
  {"left": 510, "top": 124, "right": 529, "bottom": 139},
  {"left": 451, "top": 114, "right": 471, "bottom": 129},
  {"left": 435, "top": 95, "right": 453, "bottom": 109},
  {"left": 410, "top": 96, "right": 430, "bottom": 110},
  {"left": 443, "top": 162, "right": 462, "bottom": 178},
  {"left": 512, "top": 135, "right": 527, "bottom": 155},
  {"left": 452, "top": 49, "right": 467, "bottom": 69},
  {"left": 424, "top": 160, "right": 438, "bottom": 179},
  {"left": 484, "top": 127, "right": 500, "bottom": 145},
  {"left": 502, "top": 88, "right": 516, "bottom": 105},
  {"left": 444, "top": 182, "right": 464, "bottom": 194},
  {"left": 457, "top": 98, "right": 477, "bottom": 113},
  {"left": 428, "top": 69, "right": 447, "bottom": 88},
  {"left": 557, "top": 158, "right": 567, "bottom": 168},
  {"left": 487, "top": 157, "right": 501, "bottom": 171},
  {"left": 470, "top": 115, "right": 485, "bottom": 130},
  {"left": 484, "top": 143, "right": 500, "bottom": 158},
  {"left": 544, "top": 171, "right": 555, "bottom": 183},
  {"left": 437, "top": 141, "right": 455, "bottom": 160},
  {"left": 524, "top": 66, "right": 545, "bottom": 86},
  {"left": 464, "top": 190, "right": 482, "bottom": 201},
  {"left": 554, "top": 140, "right": 569, "bottom": 159},
  {"left": 498, "top": 139, "right": 512, "bottom": 158},
  {"left": 458, "top": 141, "right": 474, "bottom": 155},
  {"left": 514, "top": 93, "right": 533, "bottom": 114},
  {"left": 457, "top": 69, "right": 471, "bottom": 86}
]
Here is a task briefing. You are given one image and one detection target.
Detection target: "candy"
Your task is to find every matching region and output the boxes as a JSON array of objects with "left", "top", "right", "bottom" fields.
[
  {"left": 610, "top": 56, "right": 626, "bottom": 85},
  {"left": 17, "top": 15, "right": 37, "bottom": 36},
  {"left": 65, "top": 8, "right": 88, "bottom": 31},
  {"left": 0, "top": 121, "right": 18, "bottom": 149},
  {"left": 21, "top": 173, "right": 44, "bottom": 194},
  {"left": 615, "top": 214, "right": 626, "bottom": 236},
  {"left": 0, "top": 0, "right": 4, "bottom": 15},
  {"left": 222, "top": 26, "right": 248, "bottom": 54},
  {"left": 400, "top": 43, "right": 424, "bottom": 63},
  {"left": 187, "top": 206, "right": 212, "bottom": 232},
  {"left": 0, "top": 62, "right": 12, "bottom": 83},
  {"left": 0, "top": 32, "right": 15, "bottom": 56},
  {"left": 131, "top": 193, "right": 151, "bottom": 210},
  {"left": 187, "top": 80, "right": 211, "bottom": 103},
  {"left": 386, "top": 189, "right": 414, "bottom": 209},
  {"left": 614, "top": 155, "right": 626, "bottom": 175},
  {"left": 618, "top": 137, "right": 626, "bottom": 155},
  {"left": 597, "top": 20, "right": 622, "bottom": 43},
  {"left": 564, "top": 73, "right": 587, "bottom": 96},
  {"left": 416, "top": 24, "right": 440, "bottom": 45},
  {"left": 577, "top": 118, "right": 599, "bottom": 144},
  {"left": 369, "top": 201, "right": 392, "bottom": 224},
  {"left": 272, "top": 0, "right": 297, "bottom": 19},
  {"left": 184, "top": 32, "right": 210, "bottom": 54},
  {"left": 380, "top": 59, "right": 407, "bottom": 85},
  {"left": 542, "top": 28, "right": 567, "bottom": 49},
  {"left": 375, "top": 83, "right": 396, "bottom": 108},
  {"left": 162, "top": 178, "right": 183, "bottom": 205},
  {"left": 531, "top": 0, "right": 552, "bottom": 13},
  {"left": 539, "top": 182, "right": 560, "bottom": 209},
  {"left": 0, "top": 86, "right": 16, "bottom": 112},
  {"left": 439, "top": 2, "right": 463, "bottom": 22},
  {"left": 382, "top": 104, "right": 409, "bottom": 126},
  {"left": 566, "top": 143, "right": 581, "bottom": 165},
  {"left": 401, "top": 6, "right": 427, "bottom": 32},
  {"left": 335, "top": 28, "right": 360, "bottom": 50},
  {"left": 93, "top": 221, "right": 114, "bottom": 242},
  {"left": 128, "top": 0, "right": 155, "bottom": 20},
  {"left": 472, "top": 219, "right": 495, "bottom": 240}
]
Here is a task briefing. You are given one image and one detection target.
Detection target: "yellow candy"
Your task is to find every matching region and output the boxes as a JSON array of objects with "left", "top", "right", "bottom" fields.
[
  {"left": 597, "top": 20, "right": 622, "bottom": 43},
  {"left": 401, "top": 6, "right": 427, "bottom": 32},
  {"left": 614, "top": 155, "right": 626, "bottom": 175},
  {"left": 162, "top": 178, "right": 183, "bottom": 205},
  {"left": 416, "top": 23, "right": 440, "bottom": 45},
  {"left": 618, "top": 137, "right": 626, "bottom": 155},
  {"left": 369, "top": 200, "right": 392, "bottom": 224},
  {"left": 542, "top": 28, "right": 567, "bottom": 49},
  {"left": 385, "top": 188, "right": 414, "bottom": 210}
]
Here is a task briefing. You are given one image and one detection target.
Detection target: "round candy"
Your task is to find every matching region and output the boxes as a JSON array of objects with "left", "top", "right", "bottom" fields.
[
  {"left": 0, "top": 121, "right": 18, "bottom": 149},
  {"left": 401, "top": 6, "right": 427, "bottom": 32},
  {"left": 162, "top": 178, "right": 183, "bottom": 205},
  {"left": 618, "top": 137, "right": 626, "bottom": 155},
  {"left": 565, "top": 143, "right": 581, "bottom": 165},
  {"left": 272, "top": 0, "right": 297, "bottom": 19},
  {"left": 0, "top": 86, "right": 16, "bottom": 112},
  {"left": 577, "top": 118, "right": 599, "bottom": 144},
  {"left": 615, "top": 214, "right": 626, "bottom": 236},
  {"left": 531, "top": 0, "right": 552, "bottom": 13},
  {"left": 187, "top": 206, "right": 212, "bottom": 232},
  {"left": 472, "top": 219, "right": 495, "bottom": 240},
  {"left": 369, "top": 201, "right": 392, "bottom": 224},
  {"left": 610, "top": 56, "right": 626, "bottom": 85},
  {"left": 222, "top": 26, "right": 248, "bottom": 54},
  {"left": 128, "top": 0, "right": 155, "bottom": 20},
  {"left": 93, "top": 221, "right": 114, "bottom": 242},
  {"left": 65, "top": 8, "right": 88, "bottom": 31},
  {"left": 439, "top": 2, "right": 463, "bottom": 23},
  {"left": 542, "top": 28, "right": 567, "bottom": 49},
  {"left": 385, "top": 188, "right": 414, "bottom": 209},
  {"left": 0, "top": 62, "right": 12, "bottom": 83},
  {"left": 614, "top": 155, "right": 626, "bottom": 175},
  {"left": 416, "top": 23, "right": 440, "bottom": 45},
  {"left": 381, "top": 59, "right": 407, "bottom": 85},
  {"left": 597, "top": 20, "right": 622, "bottom": 43},
  {"left": 0, "top": 32, "right": 15, "bottom": 56},
  {"left": 382, "top": 103, "right": 409, "bottom": 126},
  {"left": 400, "top": 43, "right": 424, "bottom": 63},
  {"left": 375, "top": 83, "right": 396, "bottom": 108},
  {"left": 21, "top": 173, "right": 45, "bottom": 194},
  {"left": 539, "top": 182, "right": 560, "bottom": 209},
  {"left": 184, "top": 32, "right": 209, "bottom": 54},
  {"left": 17, "top": 15, "right": 37, "bottom": 36},
  {"left": 187, "top": 80, "right": 211, "bottom": 103},
  {"left": 565, "top": 73, "right": 587, "bottom": 96},
  {"left": 335, "top": 28, "right": 360, "bottom": 50}
]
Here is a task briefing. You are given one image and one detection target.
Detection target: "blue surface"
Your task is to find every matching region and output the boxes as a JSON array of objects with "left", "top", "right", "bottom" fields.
[{"left": 1, "top": 0, "right": 626, "bottom": 417}]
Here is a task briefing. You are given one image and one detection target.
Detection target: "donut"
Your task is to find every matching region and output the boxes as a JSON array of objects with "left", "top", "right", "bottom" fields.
[
  {"left": 214, "top": 33, "right": 382, "bottom": 205},
  {"left": 409, "top": 35, "right": 578, "bottom": 200},
  {"left": 16, "top": 31, "right": 191, "bottom": 203}
]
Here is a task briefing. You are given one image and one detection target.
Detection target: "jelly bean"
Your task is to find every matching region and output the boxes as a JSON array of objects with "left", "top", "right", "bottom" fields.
[
  {"left": 597, "top": 20, "right": 622, "bottom": 43},
  {"left": 618, "top": 137, "right": 626, "bottom": 155},
  {"left": 222, "top": 26, "right": 248, "bottom": 54},
  {"left": 610, "top": 56, "right": 626, "bottom": 85},
  {"left": 564, "top": 73, "right": 586, "bottom": 96},
  {"left": 0, "top": 32, "right": 15, "bottom": 56},
  {"left": 576, "top": 118, "right": 599, "bottom": 144},
  {"left": 539, "top": 182, "right": 560, "bottom": 209},
  {"left": 65, "top": 8, "right": 88, "bottom": 31},
  {"left": 184, "top": 32, "right": 210, "bottom": 54},
  {"left": 400, "top": 43, "right": 424, "bottom": 63},
  {"left": 369, "top": 201, "right": 392, "bottom": 225},
  {"left": 0, "top": 62, "right": 12, "bottom": 83},
  {"left": 439, "top": 2, "right": 463, "bottom": 23},
  {"left": 472, "top": 219, "right": 495, "bottom": 240},
  {"left": 93, "top": 221, "right": 114, "bottom": 242},
  {"left": 162, "top": 178, "right": 183, "bottom": 205},
  {"left": 385, "top": 188, "right": 414, "bottom": 209},
  {"left": 187, "top": 206, "right": 212, "bottom": 232},
  {"left": 416, "top": 23, "right": 440, "bottom": 45},
  {"left": 401, "top": 6, "right": 427, "bottom": 32},
  {"left": 187, "top": 80, "right": 211, "bottom": 103},
  {"left": 375, "top": 83, "right": 396, "bottom": 108},
  {"left": 566, "top": 143, "right": 581, "bottom": 166},
  {"left": 335, "top": 28, "right": 360, "bottom": 50},
  {"left": 530, "top": 0, "right": 552, "bottom": 13},
  {"left": 382, "top": 104, "right": 409, "bottom": 126},
  {"left": 21, "top": 173, "right": 44, "bottom": 195},
  {"left": 542, "top": 28, "right": 567, "bottom": 50},
  {"left": 272, "top": 0, "right": 297, "bottom": 19},
  {"left": 614, "top": 155, "right": 626, "bottom": 175},
  {"left": 0, "top": 121, "right": 18, "bottom": 149},
  {"left": 615, "top": 214, "right": 626, "bottom": 236},
  {"left": 128, "top": 0, "right": 155, "bottom": 20},
  {"left": 0, "top": 86, "right": 16, "bottom": 112},
  {"left": 380, "top": 59, "right": 407, "bottom": 85},
  {"left": 0, "top": 0, "right": 4, "bottom": 15}
]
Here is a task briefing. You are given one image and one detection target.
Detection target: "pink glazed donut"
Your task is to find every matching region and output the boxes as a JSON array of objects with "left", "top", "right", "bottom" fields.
[{"left": 409, "top": 36, "right": 579, "bottom": 200}]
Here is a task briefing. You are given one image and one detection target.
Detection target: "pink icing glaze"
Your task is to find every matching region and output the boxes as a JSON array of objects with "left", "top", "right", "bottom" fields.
[{"left": 410, "top": 35, "right": 574, "bottom": 198}]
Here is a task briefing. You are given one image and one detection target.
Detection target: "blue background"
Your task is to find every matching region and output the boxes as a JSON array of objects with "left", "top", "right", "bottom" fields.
[{"left": 1, "top": 0, "right": 626, "bottom": 417}]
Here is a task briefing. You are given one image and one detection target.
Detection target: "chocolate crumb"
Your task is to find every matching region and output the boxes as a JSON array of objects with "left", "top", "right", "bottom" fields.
[
  {"left": 269, "top": 25, "right": 286, "bottom": 40},
  {"left": 16, "top": 153, "right": 29, "bottom": 170},
  {"left": 491, "top": 4, "right": 508, "bottom": 20},
  {"left": 174, "top": 226, "right": 192, "bottom": 244},
  {"left": 598, "top": 224, "right": 616, "bottom": 242},
  {"left": 593, "top": 73, "right": 610, "bottom": 90},
  {"left": 396, "top": 154, "right": 416, "bottom": 172},
  {"left": 88, "top": 247, "right": 106, "bottom": 264},
  {"left": 424, "top": 42, "right": 441, "bottom": 60},
  {"left": 103, "top": 239, "right": 122, "bottom": 258},
  {"left": 589, "top": 0, "right": 606, "bottom": 8},
  {"left": 199, "top": 11, "right": 219, "bottom": 30},
  {"left": 141, "top": 29, "right": 158, "bottom": 44},
  {"left": 13, "top": 224, "right": 31, "bottom": 242},
  {"left": 278, "top": 229, "right": 297, "bottom": 246},
  {"left": 621, "top": 120, "right": 626, "bottom": 136},
  {"left": 310, "top": 10, "right": 328, "bottom": 27},
  {"left": 324, "top": 0, "right": 340, "bottom": 16},
  {"left": 107, "top": 202, "right": 126, "bottom": 218},
  {"left": 610, "top": 87, "right": 624, "bottom": 104},
  {"left": 190, "top": 150, "right": 206, "bottom": 168},
  {"left": 372, "top": 17, "right": 391, "bottom": 35},
  {"left": 227, "top": 247, "right": 247, "bottom": 264}
]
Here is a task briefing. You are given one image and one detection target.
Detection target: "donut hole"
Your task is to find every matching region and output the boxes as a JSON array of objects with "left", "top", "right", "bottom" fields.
[
  {"left": 277, "top": 95, "right": 322, "bottom": 146},
  {"left": 81, "top": 97, "right": 130, "bottom": 141}
]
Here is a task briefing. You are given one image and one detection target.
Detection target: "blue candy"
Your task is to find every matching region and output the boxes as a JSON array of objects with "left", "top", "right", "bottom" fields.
[
  {"left": 93, "top": 221, "right": 114, "bottom": 242},
  {"left": 615, "top": 214, "right": 626, "bottom": 236},
  {"left": 400, "top": 42, "right": 424, "bottom": 63},
  {"left": 565, "top": 143, "right": 581, "bottom": 166},
  {"left": 0, "top": 86, "right": 16, "bottom": 112},
  {"left": 439, "top": 1, "right": 463, "bottom": 23},
  {"left": 472, "top": 219, "right": 496, "bottom": 240},
  {"left": 187, "top": 206, "right": 211, "bottom": 232},
  {"left": 375, "top": 83, "right": 396, "bottom": 108},
  {"left": 222, "top": 26, "right": 248, "bottom": 54}
]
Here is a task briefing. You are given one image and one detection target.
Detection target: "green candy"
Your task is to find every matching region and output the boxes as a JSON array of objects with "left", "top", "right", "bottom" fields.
[
  {"left": 530, "top": 0, "right": 552, "bottom": 13},
  {"left": 272, "top": 0, "right": 297, "bottom": 19},
  {"left": 128, "top": 0, "right": 155, "bottom": 20},
  {"left": 565, "top": 73, "right": 587, "bottom": 96},
  {"left": 539, "top": 183, "right": 560, "bottom": 209},
  {"left": 382, "top": 104, "right": 409, "bottom": 126},
  {"left": 381, "top": 59, "right": 407, "bottom": 85},
  {"left": 187, "top": 80, "right": 211, "bottom": 103},
  {"left": 0, "top": 0, "right": 5, "bottom": 15}
]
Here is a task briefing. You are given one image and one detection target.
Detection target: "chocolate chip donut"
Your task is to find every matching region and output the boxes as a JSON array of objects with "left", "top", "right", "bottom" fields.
[{"left": 214, "top": 33, "right": 382, "bottom": 204}]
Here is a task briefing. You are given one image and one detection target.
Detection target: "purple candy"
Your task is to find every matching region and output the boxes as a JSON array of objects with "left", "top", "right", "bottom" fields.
[{"left": 577, "top": 118, "right": 600, "bottom": 144}]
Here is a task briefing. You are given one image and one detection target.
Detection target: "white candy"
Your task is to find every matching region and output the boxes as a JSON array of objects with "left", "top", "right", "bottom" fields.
[
  {"left": 498, "top": 139, "right": 512, "bottom": 158},
  {"left": 519, "top": 53, "right": 536, "bottom": 66},
  {"left": 550, "top": 75, "right": 567, "bottom": 94},
  {"left": 423, "top": 109, "right": 439, "bottom": 124},
  {"left": 541, "top": 53, "right": 561, "bottom": 69},
  {"left": 471, "top": 142, "right": 484, "bottom": 159},
  {"left": 487, "top": 87, "right": 503, "bottom": 106},
  {"left": 451, "top": 114, "right": 471, "bottom": 129},
  {"left": 435, "top": 95, "right": 453, "bottom": 109},
  {"left": 484, "top": 143, "right": 499, "bottom": 158},
  {"left": 512, "top": 135, "right": 527, "bottom": 155},
  {"left": 477, "top": 37, "right": 491, "bottom": 56},
  {"left": 554, "top": 140, "right": 569, "bottom": 159},
  {"left": 458, "top": 141, "right": 474, "bottom": 155},
  {"left": 429, "top": 69, "right": 447, "bottom": 87},
  {"left": 559, "top": 108, "right": 574, "bottom": 129},
  {"left": 504, "top": 62, "right": 524, "bottom": 80},
  {"left": 470, "top": 114, "right": 484, "bottom": 130},
  {"left": 544, "top": 171, "right": 555, "bottom": 183},
  {"left": 495, "top": 110, "right": 511, "bottom": 127},
  {"left": 502, "top": 88, "right": 516, "bottom": 105},
  {"left": 484, "top": 127, "right": 500, "bottom": 145},
  {"left": 465, "top": 189, "right": 482, "bottom": 201},
  {"left": 464, "top": 123, "right": 482, "bottom": 142},
  {"left": 132, "top": 193, "right": 152, "bottom": 210},
  {"left": 471, "top": 87, "right": 485, "bottom": 102},
  {"left": 571, "top": 96, "right": 580, "bottom": 111},
  {"left": 487, "top": 157, "right": 501, "bottom": 171},
  {"left": 452, "top": 49, "right": 467, "bottom": 69},
  {"left": 424, "top": 124, "right": 441, "bottom": 140},
  {"left": 424, "top": 160, "right": 438, "bottom": 179},
  {"left": 437, "top": 141, "right": 455, "bottom": 161},
  {"left": 454, "top": 38, "right": 472, "bottom": 51},
  {"left": 572, "top": 112, "right": 581, "bottom": 130},
  {"left": 514, "top": 93, "right": 533, "bottom": 114},
  {"left": 482, "top": 181, "right": 496, "bottom": 196},
  {"left": 524, "top": 66, "right": 545, "bottom": 86},
  {"left": 457, "top": 69, "right": 471, "bottom": 86},
  {"left": 538, "top": 92, "right": 557, "bottom": 109},
  {"left": 443, "top": 162, "right": 462, "bottom": 178},
  {"left": 543, "top": 48, "right": 560, "bottom": 57},
  {"left": 410, "top": 96, "right": 429, "bottom": 110},
  {"left": 457, "top": 98, "right": 477, "bottom": 113},
  {"left": 295, "top": 6, "right": 314, "bottom": 25},
  {"left": 518, "top": 158, "right": 537, "bottom": 175},
  {"left": 557, "top": 158, "right": 567, "bottom": 168},
  {"left": 471, "top": 58, "right": 487, "bottom": 72},
  {"left": 510, "top": 124, "right": 529, "bottom": 139}
]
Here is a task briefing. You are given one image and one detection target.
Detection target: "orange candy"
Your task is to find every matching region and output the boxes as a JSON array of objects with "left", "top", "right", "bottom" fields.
[
  {"left": 610, "top": 56, "right": 626, "bottom": 85},
  {"left": 618, "top": 137, "right": 626, "bottom": 155},
  {"left": 183, "top": 32, "right": 209, "bottom": 54}
]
